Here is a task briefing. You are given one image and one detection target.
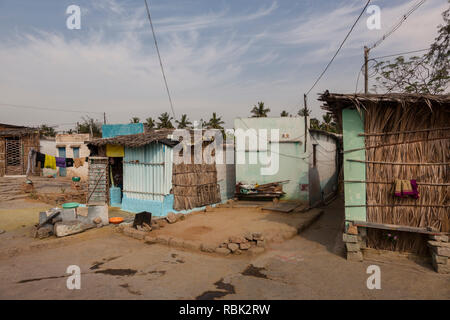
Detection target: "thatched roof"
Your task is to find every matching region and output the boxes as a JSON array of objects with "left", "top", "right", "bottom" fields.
[
  {"left": 0, "top": 125, "right": 39, "bottom": 137},
  {"left": 87, "top": 129, "right": 178, "bottom": 148},
  {"left": 319, "top": 92, "right": 450, "bottom": 115}
]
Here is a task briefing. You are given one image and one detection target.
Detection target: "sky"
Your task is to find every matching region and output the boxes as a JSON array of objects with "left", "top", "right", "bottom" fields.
[{"left": 0, "top": 0, "right": 447, "bottom": 130}]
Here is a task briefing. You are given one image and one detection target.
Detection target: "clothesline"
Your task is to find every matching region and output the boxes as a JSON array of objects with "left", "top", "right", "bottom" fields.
[{"left": 26, "top": 149, "right": 89, "bottom": 175}]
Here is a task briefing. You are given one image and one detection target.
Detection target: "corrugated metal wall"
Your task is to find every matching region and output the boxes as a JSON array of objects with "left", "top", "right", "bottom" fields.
[{"left": 123, "top": 142, "right": 173, "bottom": 202}]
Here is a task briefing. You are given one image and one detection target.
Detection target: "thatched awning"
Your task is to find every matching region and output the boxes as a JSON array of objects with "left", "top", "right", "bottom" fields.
[
  {"left": 87, "top": 129, "right": 179, "bottom": 148},
  {"left": 319, "top": 92, "right": 450, "bottom": 117}
]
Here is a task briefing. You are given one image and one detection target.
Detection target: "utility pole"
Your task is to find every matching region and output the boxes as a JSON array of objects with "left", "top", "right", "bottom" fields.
[
  {"left": 364, "top": 46, "right": 369, "bottom": 94},
  {"left": 103, "top": 112, "right": 106, "bottom": 124},
  {"left": 303, "top": 94, "right": 308, "bottom": 152}
]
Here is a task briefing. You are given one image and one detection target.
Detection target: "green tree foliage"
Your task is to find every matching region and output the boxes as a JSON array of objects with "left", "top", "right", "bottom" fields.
[
  {"left": 130, "top": 117, "right": 140, "bottom": 123},
  {"left": 145, "top": 117, "right": 155, "bottom": 129},
  {"left": 39, "top": 124, "right": 56, "bottom": 137},
  {"left": 298, "top": 107, "right": 311, "bottom": 117},
  {"left": 373, "top": 7, "right": 449, "bottom": 94},
  {"left": 280, "top": 110, "right": 290, "bottom": 117},
  {"left": 77, "top": 116, "right": 102, "bottom": 137},
  {"left": 206, "top": 112, "right": 225, "bottom": 130},
  {"left": 250, "top": 101, "right": 270, "bottom": 117},
  {"left": 310, "top": 118, "right": 321, "bottom": 130},
  {"left": 157, "top": 112, "right": 174, "bottom": 129},
  {"left": 175, "top": 114, "right": 192, "bottom": 129}
]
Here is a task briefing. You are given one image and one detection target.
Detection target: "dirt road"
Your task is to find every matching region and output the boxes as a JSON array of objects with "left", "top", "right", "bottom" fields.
[{"left": 0, "top": 198, "right": 448, "bottom": 299}]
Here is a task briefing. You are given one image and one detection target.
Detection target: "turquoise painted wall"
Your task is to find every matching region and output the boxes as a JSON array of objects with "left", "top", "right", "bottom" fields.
[
  {"left": 342, "top": 109, "right": 366, "bottom": 223},
  {"left": 234, "top": 117, "right": 309, "bottom": 201},
  {"left": 102, "top": 123, "right": 144, "bottom": 138}
]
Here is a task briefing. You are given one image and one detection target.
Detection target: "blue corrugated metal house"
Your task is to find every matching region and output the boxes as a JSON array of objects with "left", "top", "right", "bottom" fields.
[{"left": 87, "top": 128, "right": 233, "bottom": 217}]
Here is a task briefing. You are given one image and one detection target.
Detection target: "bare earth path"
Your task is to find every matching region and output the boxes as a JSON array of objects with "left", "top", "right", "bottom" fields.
[{"left": 0, "top": 198, "right": 448, "bottom": 299}]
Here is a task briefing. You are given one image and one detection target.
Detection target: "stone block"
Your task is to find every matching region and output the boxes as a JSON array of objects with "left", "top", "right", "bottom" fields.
[
  {"left": 166, "top": 212, "right": 177, "bottom": 224},
  {"left": 342, "top": 233, "right": 358, "bottom": 243},
  {"left": 346, "top": 242, "right": 360, "bottom": 252},
  {"left": 346, "top": 251, "right": 363, "bottom": 262},
  {"left": 228, "top": 243, "right": 239, "bottom": 252},
  {"left": 244, "top": 232, "right": 253, "bottom": 241},
  {"left": 252, "top": 232, "right": 263, "bottom": 241},
  {"left": 429, "top": 235, "right": 449, "bottom": 242},
  {"left": 239, "top": 242, "right": 251, "bottom": 250},
  {"left": 432, "top": 261, "right": 450, "bottom": 274},
  {"left": 131, "top": 229, "right": 146, "bottom": 240},
  {"left": 54, "top": 221, "right": 95, "bottom": 237},
  {"left": 215, "top": 247, "right": 231, "bottom": 255},
  {"left": 183, "top": 240, "right": 201, "bottom": 251},
  {"left": 428, "top": 240, "right": 450, "bottom": 248},
  {"left": 256, "top": 240, "right": 265, "bottom": 248},
  {"left": 169, "top": 237, "right": 184, "bottom": 248},
  {"left": 430, "top": 245, "right": 450, "bottom": 257},
  {"left": 156, "top": 235, "right": 171, "bottom": 245},
  {"left": 35, "top": 224, "right": 53, "bottom": 239},
  {"left": 229, "top": 236, "right": 246, "bottom": 244},
  {"left": 201, "top": 243, "right": 216, "bottom": 253},
  {"left": 144, "top": 235, "right": 157, "bottom": 244},
  {"left": 432, "top": 253, "right": 448, "bottom": 265}
]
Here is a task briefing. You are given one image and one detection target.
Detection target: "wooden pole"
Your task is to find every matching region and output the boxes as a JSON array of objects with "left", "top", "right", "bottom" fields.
[
  {"left": 303, "top": 94, "right": 308, "bottom": 152},
  {"left": 364, "top": 46, "right": 369, "bottom": 94},
  {"left": 103, "top": 112, "right": 106, "bottom": 124}
]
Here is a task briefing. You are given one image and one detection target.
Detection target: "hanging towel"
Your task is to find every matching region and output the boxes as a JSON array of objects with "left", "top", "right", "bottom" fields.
[
  {"left": 36, "top": 152, "right": 46, "bottom": 169},
  {"left": 394, "top": 179, "right": 419, "bottom": 198},
  {"left": 26, "top": 148, "right": 37, "bottom": 175},
  {"left": 65, "top": 158, "right": 74, "bottom": 167},
  {"left": 55, "top": 157, "right": 66, "bottom": 168},
  {"left": 74, "top": 157, "right": 85, "bottom": 168},
  {"left": 410, "top": 179, "right": 419, "bottom": 199},
  {"left": 44, "top": 154, "right": 57, "bottom": 170},
  {"left": 106, "top": 144, "right": 124, "bottom": 157}
]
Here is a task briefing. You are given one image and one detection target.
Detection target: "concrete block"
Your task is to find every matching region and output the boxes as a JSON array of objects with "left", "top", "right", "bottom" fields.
[
  {"left": 346, "top": 242, "right": 360, "bottom": 252},
  {"left": 342, "top": 233, "right": 358, "bottom": 243},
  {"left": 347, "top": 251, "right": 363, "bottom": 262},
  {"left": 61, "top": 209, "right": 77, "bottom": 222},
  {"left": 54, "top": 221, "right": 95, "bottom": 237},
  {"left": 87, "top": 205, "right": 109, "bottom": 225}
]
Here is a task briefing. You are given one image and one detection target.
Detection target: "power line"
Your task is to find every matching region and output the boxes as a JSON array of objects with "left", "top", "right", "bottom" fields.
[
  {"left": 368, "top": 0, "right": 427, "bottom": 50},
  {"left": 0, "top": 102, "right": 103, "bottom": 115},
  {"left": 144, "top": 0, "right": 176, "bottom": 119},
  {"left": 305, "top": 0, "right": 371, "bottom": 96}
]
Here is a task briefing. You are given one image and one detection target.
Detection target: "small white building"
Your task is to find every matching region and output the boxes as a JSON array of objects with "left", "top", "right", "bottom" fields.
[{"left": 55, "top": 133, "right": 91, "bottom": 180}]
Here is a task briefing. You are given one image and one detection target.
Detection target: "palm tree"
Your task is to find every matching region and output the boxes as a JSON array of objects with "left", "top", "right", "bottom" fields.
[
  {"left": 175, "top": 114, "right": 192, "bottom": 129},
  {"left": 157, "top": 112, "right": 174, "bottom": 129},
  {"left": 130, "top": 117, "right": 140, "bottom": 123},
  {"left": 250, "top": 101, "right": 270, "bottom": 117},
  {"left": 145, "top": 117, "right": 155, "bottom": 129},
  {"left": 206, "top": 112, "right": 225, "bottom": 130},
  {"left": 298, "top": 107, "right": 311, "bottom": 117},
  {"left": 321, "top": 113, "right": 337, "bottom": 132},
  {"left": 310, "top": 118, "right": 321, "bottom": 130},
  {"left": 280, "top": 110, "right": 290, "bottom": 117}
]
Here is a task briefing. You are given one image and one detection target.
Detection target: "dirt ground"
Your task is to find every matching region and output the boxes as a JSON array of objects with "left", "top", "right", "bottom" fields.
[
  {"left": 0, "top": 197, "right": 448, "bottom": 300},
  {"left": 149, "top": 206, "right": 323, "bottom": 246}
]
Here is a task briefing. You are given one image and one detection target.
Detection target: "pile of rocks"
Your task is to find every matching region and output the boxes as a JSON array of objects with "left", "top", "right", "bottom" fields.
[
  {"left": 343, "top": 224, "right": 366, "bottom": 262},
  {"left": 214, "top": 232, "right": 266, "bottom": 256},
  {"left": 428, "top": 235, "right": 450, "bottom": 274}
]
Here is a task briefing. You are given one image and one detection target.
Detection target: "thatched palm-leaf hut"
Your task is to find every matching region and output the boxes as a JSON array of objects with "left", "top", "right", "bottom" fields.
[{"left": 320, "top": 92, "right": 450, "bottom": 255}]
